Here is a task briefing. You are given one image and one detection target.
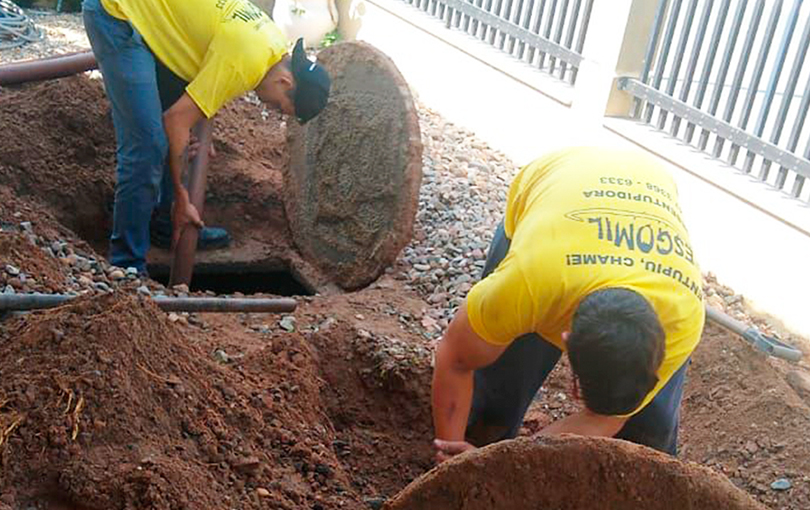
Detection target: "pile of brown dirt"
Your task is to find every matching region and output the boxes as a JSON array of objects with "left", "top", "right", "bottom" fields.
[
  {"left": 681, "top": 323, "right": 810, "bottom": 509},
  {"left": 385, "top": 435, "right": 767, "bottom": 510},
  {"left": 0, "top": 290, "right": 435, "bottom": 509},
  {"left": 0, "top": 75, "right": 291, "bottom": 261}
]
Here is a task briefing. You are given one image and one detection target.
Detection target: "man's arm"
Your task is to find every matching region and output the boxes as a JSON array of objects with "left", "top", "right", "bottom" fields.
[
  {"left": 539, "top": 409, "right": 627, "bottom": 437},
  {"left": 432, "top": 303, "right": 506, "bottom": 460},
  {"left": 163, "top": 93, "right": 207, "bottom": 247}
]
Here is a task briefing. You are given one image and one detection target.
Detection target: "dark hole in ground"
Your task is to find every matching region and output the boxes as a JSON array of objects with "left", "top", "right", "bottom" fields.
[{"left": 150, "top": 268, "right": 313, "bottom": 296}]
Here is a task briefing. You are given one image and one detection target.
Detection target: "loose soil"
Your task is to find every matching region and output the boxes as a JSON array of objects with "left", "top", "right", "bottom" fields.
[
  {"left": 385, "top": 435, "right": 766, "bottom": 510},
  {"left": 0, "top": 288, "right": 434, "bottom": 509},
  {"left": 2, "top": 75, "right": 810, "bottom": 509}
]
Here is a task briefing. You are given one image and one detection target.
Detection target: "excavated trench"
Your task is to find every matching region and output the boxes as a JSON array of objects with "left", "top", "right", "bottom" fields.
[
  {"left": 0, "top": 43, "right": 772, "bottom": 509},
  {"left": 0, "top": 41, "right": 422, "bottom": 295}
]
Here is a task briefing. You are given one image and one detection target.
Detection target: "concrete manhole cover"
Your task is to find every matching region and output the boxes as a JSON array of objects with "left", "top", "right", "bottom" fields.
[{"left": 285, "top": 41, "right": 422, "bottom": 290}]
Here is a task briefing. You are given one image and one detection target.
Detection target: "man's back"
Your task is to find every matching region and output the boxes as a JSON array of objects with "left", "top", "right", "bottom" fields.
[
  {"left": 466, "top": 147, "right": 705, "bottom": 414},
  {"left": 101, "top": 0, "right": 287, "bottom": 116}
]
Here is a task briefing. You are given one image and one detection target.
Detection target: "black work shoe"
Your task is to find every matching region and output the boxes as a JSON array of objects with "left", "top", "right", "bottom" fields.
[{"left": 150, "top": 225, "right": 232, "bottom": 251}]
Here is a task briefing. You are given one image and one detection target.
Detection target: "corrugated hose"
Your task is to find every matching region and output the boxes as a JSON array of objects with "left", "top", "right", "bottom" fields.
[{"left": 0, "top": 0, "right": 44, "bottom": 50}]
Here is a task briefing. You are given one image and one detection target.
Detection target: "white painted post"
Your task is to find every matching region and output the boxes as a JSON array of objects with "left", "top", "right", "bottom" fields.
[{"left": 570, "top": 0, "right": 660, "bottom": 128}]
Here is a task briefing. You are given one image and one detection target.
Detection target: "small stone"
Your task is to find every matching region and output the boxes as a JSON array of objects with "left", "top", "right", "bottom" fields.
[
  {"left": 172, "top": 283, "right": 189, "bottom": 294},
  {"left": 93, "top": 282, "right": 112, "bottom": 293},
  {"left": 786, "top": 370, "right": 810, "bottom": 403},
  {"left": 126, "top": 267, "right": 139, "bottom": 276},
  {"left": 770, "top": 478, "right": 792, "bottom": 491},
  {"left": 7, "top": 278, "right": 22, "bottom": 289},
  {"left": 168, "top": 313, "right": 181, "bottom": 323},
  {"left": 137, "top": 286, "right": 151, "bottom": 296},
  {"left": 414, "top": 264, "right": 431, "bottom": 271},
  {"left": 19, "top": 221, "right": 32, "bottom": 232},
  {"left": 78, "top": 275, "right": 93, "bottom": 287},
  {"left": 364, "top": 497, "right": 386, "bottom": 509},
  {"left": 256, "top": 488, "right": 270, "bottom": 498},
  {"left": 743, "top": 440, "right": 758, "bottom": 455},
  {"left": 232, "top": 456, "right": 261, "bottom": 474},
  {"left": 3, "top": 285, "right": 15, "bottom": 294},
  {"left": 279, "top": 316, "right": 296, "bottom": 332},
  {"left": 109, "top": 269, "right": 125, "bottom": 281},
  {"left": 5, "top": 265, "right": 19, "bottom": 276},
  {"left": 213, "top": 349, "right": 231, "bottom": 363}
]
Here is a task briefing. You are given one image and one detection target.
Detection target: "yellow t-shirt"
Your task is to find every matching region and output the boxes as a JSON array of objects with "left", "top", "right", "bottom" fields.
[
  {"left": 467, "top": 147, "right": 705, "bottom": 415},
  {"left": 101, "top": 0, "right": 288, "bottom": 117}
]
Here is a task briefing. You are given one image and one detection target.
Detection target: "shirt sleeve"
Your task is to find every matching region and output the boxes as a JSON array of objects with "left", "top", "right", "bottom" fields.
[
  {"left": 466, "top": 252, "right": 537, "bottom": 346},
  {"left": 186, "top": 48, "right": 253, "bottom": 118}
]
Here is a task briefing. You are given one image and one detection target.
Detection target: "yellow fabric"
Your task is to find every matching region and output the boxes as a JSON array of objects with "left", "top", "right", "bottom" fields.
[
  {"left": 101, "top": 0, "right": 288, "bottom": 117},
  {"left": 467, "top": 147, "right": 705, "bottom": 415}
]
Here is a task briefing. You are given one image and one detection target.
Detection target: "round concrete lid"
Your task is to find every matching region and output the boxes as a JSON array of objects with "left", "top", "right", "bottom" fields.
[{"left": 285, "top": 41, "right": 422, "bottom": 290}]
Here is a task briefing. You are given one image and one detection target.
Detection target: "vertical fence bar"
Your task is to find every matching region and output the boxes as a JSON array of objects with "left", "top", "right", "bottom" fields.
[
  {"left": 568, "top": 0, "right": 593, "bottom": 84},
  {"left": 777, "top": 74, "right": 810, "bottom": 190},
  {"left": 756, "top": 0, "right": 805, "bottom": 181},
  {"left": 558, "top": 0, "right": 582, "bottom": 80},
  {"left": 468, "top": 0, "right": 482, "bottom": 35},
  {"left": 657, "top": 0, "right": 699, "bottom": 131},
  {"left": 632, "top": 0, "right": 669, "bottom": 119},
  {"left": 728, "top": 0, "right": 782, "bottom": 167},
  {"left": 776, "top": 16, "right": 810, "bottom": 190},
  {"left": 538, "top": 0, "right": 559, "bottom": 69},
  {"left": 794, "top": 138, "right": 809, "bottom": 197},
  {"left": 700, "top": 0, "right": 747, "bottom": 150},
  {"left": 461, "top": 0, "right": 472, "bottom": 32},
  {"left": 497, "top": 0, "right": 516, "bottom": 48},
  {"left": 486, "top": 0, "right": 504, "bottom": 41},
  {"left": 644, "top": 0, "right": 684, "bottom": 124},
  {"left": 478, "top": 0, "right": 494, "bottom": 39},
  {"left": 506, "top": 0, "right": 527, "bottom": 52},
  {"left": 714, "top": 0, "right": 764, "bottom": 157},
  {"left": 670, "top": 0, "right": 714, "bottom": 137},
  {"left": 685, "top": 0, "right": 730, "bottom": 144},
  {"left": 516, "top": 0, "right": 536, "bottom": 57},
  {"left": 525, "top": 0, "right": 548, "bottom": 63},
  {"left": 548, "top": 0, "right": 570, "bottom": 73}
]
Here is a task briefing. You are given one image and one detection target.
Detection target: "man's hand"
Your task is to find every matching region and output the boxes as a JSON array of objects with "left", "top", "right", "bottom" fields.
[
  {"left": 171, "top": 189, "right": 204, "bottom": 249},
  {"left": 433, "top": 439, "right": 476, "bottom": 464},
  {"left": 187, "top": 134, "right": 217, "bottom": 159}
]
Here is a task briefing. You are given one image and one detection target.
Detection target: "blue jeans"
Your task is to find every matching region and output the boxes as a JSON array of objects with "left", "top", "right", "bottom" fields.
[
  {"left": 82, "top": 0, "right": 175, "bottom": 272},
  {"left": 466, "top": 222, "right": 689, "bottom": 456}
]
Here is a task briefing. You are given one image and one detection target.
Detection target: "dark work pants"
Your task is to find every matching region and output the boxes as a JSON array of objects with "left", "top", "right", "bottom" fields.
[{"left": 465, "top": 222, "right": 689, "bottom": 456}]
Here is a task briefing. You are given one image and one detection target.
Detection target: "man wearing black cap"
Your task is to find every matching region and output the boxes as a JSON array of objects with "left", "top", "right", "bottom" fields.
[{"left": 82, "top": 0, "right": 331, "bottom": 275}]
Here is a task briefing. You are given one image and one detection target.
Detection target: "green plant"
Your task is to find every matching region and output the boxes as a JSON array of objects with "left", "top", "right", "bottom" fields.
[{"left": 320, "top": 29, "right": 341, "bottom": 49}]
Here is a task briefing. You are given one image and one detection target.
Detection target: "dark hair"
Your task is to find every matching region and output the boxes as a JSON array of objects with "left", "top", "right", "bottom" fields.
[{"left": 567, "top": 288, "right": 665, "bottom": 416}]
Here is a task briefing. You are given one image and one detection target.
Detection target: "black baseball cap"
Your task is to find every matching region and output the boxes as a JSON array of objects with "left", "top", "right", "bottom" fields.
[{"left": 290, "top": 38, "right": 331, "bottom": 124}]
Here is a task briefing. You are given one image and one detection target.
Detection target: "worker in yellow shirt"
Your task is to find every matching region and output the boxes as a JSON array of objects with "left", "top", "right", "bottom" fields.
[
  {"left": 432, "top": 147, "right": 705, "bottom": 461},
  {"left": 82, "top": 0, "right": 331, "bottom": 274}
]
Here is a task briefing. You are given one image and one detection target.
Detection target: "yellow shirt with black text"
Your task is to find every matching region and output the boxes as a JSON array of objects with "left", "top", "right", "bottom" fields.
[
  {"left": 466, "top": 147, "right": 705, "bottom": 416},
  {"left": 101, "top": 0, "right": 287, "bottom": 117}
]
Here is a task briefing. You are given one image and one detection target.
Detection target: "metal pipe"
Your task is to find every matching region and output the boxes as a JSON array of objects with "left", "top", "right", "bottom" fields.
[
  {"left": 0, "top": 51, "right": 97, "bottom": 86},
  {"left": 169, "top": 120, "right": 214, "bottom": 286},
  {"left": 0, "top": 293, "right": 297, "bottom": 313}
]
